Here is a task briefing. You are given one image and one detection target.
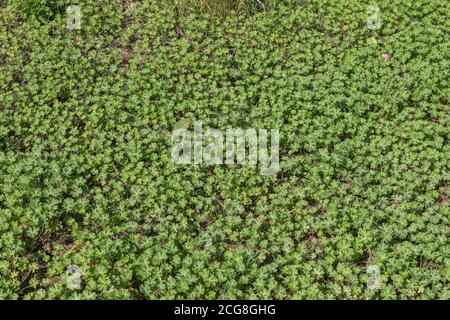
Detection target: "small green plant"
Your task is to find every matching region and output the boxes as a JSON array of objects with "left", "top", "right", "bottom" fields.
[
  {"left": 166, "top": 0, "right": 279, "bottom": 16},
  {"left": 12, "top": 0, "right": 66, "bottom": 21},
  {"left": 0, "top": 0, "right": 448, "bottom": 300}
]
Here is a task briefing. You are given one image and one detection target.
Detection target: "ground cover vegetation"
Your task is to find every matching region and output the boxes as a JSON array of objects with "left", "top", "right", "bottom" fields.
[{"left": 0, "top": 0, "right": 449, "bottom": 299}]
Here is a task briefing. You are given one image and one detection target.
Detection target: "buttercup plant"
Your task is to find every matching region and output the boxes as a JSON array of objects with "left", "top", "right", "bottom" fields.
[{"left": 0, "top": 0, "right": 448, "bottom": 300}]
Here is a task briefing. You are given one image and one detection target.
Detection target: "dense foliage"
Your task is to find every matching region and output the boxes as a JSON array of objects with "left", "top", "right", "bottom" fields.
[{"left": 0, "top": 0, "right": 449, "bottom": 299}]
